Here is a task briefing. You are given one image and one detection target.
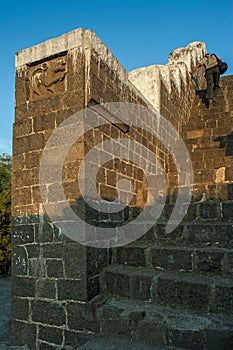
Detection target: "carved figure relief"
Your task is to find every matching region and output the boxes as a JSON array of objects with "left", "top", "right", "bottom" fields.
[{"left": 30, "top": 56, "right": 67, "bottom": 100}]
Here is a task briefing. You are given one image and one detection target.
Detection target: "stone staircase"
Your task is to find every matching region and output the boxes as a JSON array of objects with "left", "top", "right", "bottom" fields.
[
  {"left": 92, "top": 75, "right": 233, "bottom": 350},
  {"left": 97, "top": 243, "right": 233, "bottom": 350}
]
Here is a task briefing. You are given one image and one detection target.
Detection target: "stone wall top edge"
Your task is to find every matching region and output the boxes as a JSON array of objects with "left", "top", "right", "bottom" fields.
[
  {"left": 85, "top": 30, "right": 128, "bottom": 81},
  {"left": 168, "top": 41, "right": 206, "bottom": 68},
  {"left": 15, "top": 28, "right": 129, "bottom": 82},
  {"left": 127, "top": 41, "right": 207, "bottom": 110},
  {"left": 15, "top": 27, "right": 86, "bottom": 67},
  {"left": 15, "top": 27, "right": 152, "bottom": 108},
  {"left": 85, "top": 30, "right": 154, "bottom": 107},
  {"left": 129, "top": 42, "right": 206, "bottom": 76}
]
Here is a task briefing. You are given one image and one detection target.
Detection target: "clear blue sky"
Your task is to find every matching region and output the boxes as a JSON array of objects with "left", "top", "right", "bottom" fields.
[{"left": 1, "top": 0, "right": 233, "bottom": 155}]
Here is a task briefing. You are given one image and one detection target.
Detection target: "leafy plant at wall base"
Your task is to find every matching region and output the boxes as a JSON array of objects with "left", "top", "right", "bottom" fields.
[{"left": 0, "top": 154, "right": 12, "bottom": 276}]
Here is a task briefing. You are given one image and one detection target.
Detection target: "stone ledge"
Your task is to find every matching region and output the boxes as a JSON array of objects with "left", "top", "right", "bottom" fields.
[
  {"left": 97, "top": 298, "right": 233, "bottom": 350},
  {"left": 76, "top": 333, "right": 185, "bottom": 350}
]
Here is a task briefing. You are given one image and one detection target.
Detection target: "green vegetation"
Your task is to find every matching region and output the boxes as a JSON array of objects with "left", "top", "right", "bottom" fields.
[{"left": 0, "top": 153, "right": 12, "bottom": 276}]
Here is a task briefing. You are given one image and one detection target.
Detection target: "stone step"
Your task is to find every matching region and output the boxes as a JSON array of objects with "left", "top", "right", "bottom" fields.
[
  {"left": 155, "top": 271, "right": 233, "bottom": 314},
  {"left": 213, "top": 129, "right": 233, "bottom": 143},
  {"left": 188, "top": 169, "right": 232, "bottom": 186},
  {"left": 189, "top": 149, "right": 233, "bottom": 167},
  {"left": 191, "top": 96, "right": 233, "bottom": 108},
  {"left": 101, "top": 265, "right": 233, "bottom": 314},
  {"left": 191, "top": 155, "right": 233, "bottom": 170},
  {"left": 222, "top": 76, "right": 233, "bottom": 84},
  {"left": 168, "top": 153, "right": 233, "bottom": 172},
  {"left": 168, "top": 151, "right": 232, "bottom": 172},
  {"left": 101, "top": 265, "right": 158, "bottom": 301},
  {"left": 189, "top": 107, "right": 228, "bottom": 118},
  {"left": 193, "top": 105, "right": 233, "bottom": 117},
  {"left": 97, "top": 298, "right": 233, "bottom": 350},
  {"left": 221, "top": 75, "right": 233, "bottom": 82},
  {"left": 114, "top": 244, "right": 233, "bottom": 275},
  {"left": 184, "top": 137, "right": 219, "bottom": 150},
  {"left": 182, "top": 127, "right": 233, "bottom": 146},
  {"left": 135, "top": 218, "right": 233, "bottom": 248},
  {"left": 190, "top": 147, "right": 227, "bottom": 159},
  {"left": 194, "top": 89, "right": 232, "bottom": 100},
  {"left": 168, "top": 167, "right": 232, "bottom": 187},
  {"left": 182, "top": 115, "right": 233, "bottom": 133},
  {"left": 76, "top": 334, "right": 185, "bottom": 350}
]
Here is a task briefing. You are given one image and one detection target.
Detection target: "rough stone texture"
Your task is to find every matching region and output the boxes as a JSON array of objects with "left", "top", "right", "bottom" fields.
[
  {"left": 97, "top": 298, "right": 233, "bottom": 350},
  {"left": 12, "top": 27, "right": 174, "bottom": 349},
  {"left": 129, "top": 41, "right": 205, "bottom": 115},
  {"left": 97, "top": 62, "right": 233, "bottom": 348},
  {"left": 11, "top": 26, "right": 233, "bottom": 350},
  {"left": 76, "top": 334, "right": 185, "bottom": 349}
]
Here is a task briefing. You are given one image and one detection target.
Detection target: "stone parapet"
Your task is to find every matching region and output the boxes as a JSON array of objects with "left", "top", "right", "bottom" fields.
[{"left": 129, "top": 42, "right": 206, "bottom": 126}]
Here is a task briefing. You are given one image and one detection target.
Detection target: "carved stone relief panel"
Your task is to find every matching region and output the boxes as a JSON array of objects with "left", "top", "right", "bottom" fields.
[{"left": 29, "top": 55, "right": 67, "bottom": 100}]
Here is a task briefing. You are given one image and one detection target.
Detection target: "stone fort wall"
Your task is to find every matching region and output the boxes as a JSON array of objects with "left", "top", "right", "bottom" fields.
[{"left": 10, "top": 28, "right": 233, "bottom": 349}]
